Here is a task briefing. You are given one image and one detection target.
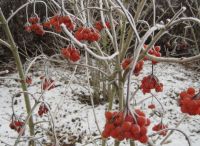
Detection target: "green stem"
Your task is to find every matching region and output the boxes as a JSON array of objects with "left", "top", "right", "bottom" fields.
[
  {"left": 108, "top": 85, "right": 116, "bottom": 110},
  {"left": 130, "top": 140, "right": 136, "bottom": 146},
  {"left": 102, "top": 139, "right": 106, "bottom": 146},
  {"left": 114, "top": 141, "right": 120, "bottom": 146},
  {"left": 0, "top": 8, "right": 35, "bottom": 146},
  {"left": 118, "top": 81, "right": 124, "bottom": 110}
]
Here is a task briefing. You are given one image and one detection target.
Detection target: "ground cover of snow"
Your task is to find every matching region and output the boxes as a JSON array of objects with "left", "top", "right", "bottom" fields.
[{"left": 0, "top": 61, "right": 199, "bottom": 146}]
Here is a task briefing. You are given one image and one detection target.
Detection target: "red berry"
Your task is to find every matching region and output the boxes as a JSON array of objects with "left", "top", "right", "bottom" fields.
[
  {"left": 95, "top": 21, "right": 104, "bottom": 31},
  {"left": 122, "top": 58, "right": 132, "bottom": 70},
  {"left": 110, "top": 129, "right": 118, "bottom": 138},
  {"left": 105, "top": 21, "right": 111, "bottom": 29},
  {"left": 28, "top": 17, "right": 40, "bottom": 24},
  {"left": 180, "top": 91, "right": 190, "bottom": 99},
  {"left": 137, "top": 116, "right": 146, "bottom": 127},
  {"left": 105, "top": 123, "right": 115, "bottom": 131},
  {"left": 125, "top": 114, "right": 134, "bottom": 123},
  {"left": 124, "top": 131, "right": 132, "bottom": 139},
  {"left": 139, "top": 135, "right": 148, "bottom": 143},
  {"left": 148, "top": 104, "right": 155, "bottom": 109},
  {"left": 135, "top": 109, "right": 145, "bottom": 117},
  {"left": 24, "top": 25, "right": 32, "bottom": 32},
  {"left": 43, "top": 21, "right": 51, "bottom": 29},
  {"left": 117, "top": 134, "right": 125, "bottom": 141},
  {"left": 114, "top": 116, "right": 123, "bottom": 126},
  {"left": 122, "top": 122, "right": 132, "bottom": 131},
  {"left": 102, "top": 129, "right": 110, "bottom": 138},
  {"left": 105, "top": 111, "right": 113, "bottom": 121},
  {"left": 131, "top": 124, "right": 140, "bottom": 134},
  {"left": 140, "top": 126, "right": 147, "bottom": 135},
  {"left": 155, "top": 83, "right": 163, "bottom": 92},
  {"left": 187, "top": 87, "right": 195, "bottom": 95},
  {"left": 14, "top": 121, "right": 24, "bottom": 127},
  {"left": 70, "top": 50, "right": 80, "bottom": 62},
  {"left": 9, "top": 122, "right": 16, "bottom": 130},
  {"left": 154, "top": 46, "right": 161, "bottom": 52}
]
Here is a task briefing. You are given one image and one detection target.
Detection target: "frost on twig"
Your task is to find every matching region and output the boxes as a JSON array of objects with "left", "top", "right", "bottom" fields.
[{"left": 0, "top": 70, "right": 9, "bottom": 75}]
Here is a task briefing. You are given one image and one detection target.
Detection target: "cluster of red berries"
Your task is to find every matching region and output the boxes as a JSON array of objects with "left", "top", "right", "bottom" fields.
[
  {"left": 38, "top": 103, "right": 49, "bottom": 117},
  {"left": 179, "top": 87, "right": 200, "bottom": 115},
  {"left": 102, "top": 109, "right": 150, "bottom": 143},
  {"left": 152, "top": 122, "right": 168, "bottom": 136},
  {"left": 121, "top": 58, "right": 144, "bottom": 76},
  {"left": 9, "top": 119, "right": 25, "bottom": 135},
  {"left": 61, "top": 46, "right": 80, "bottom": 62},
  {"left": 148, "top": 104, "right": 156, "bottom": 109},
  {"left": 25, "top": 16, "right": 45, "bottom": 36},
  {"left": 141, "top": 75, "right": 163, "bottom": 94},
  {"left": 144, "top": 45, "right": 161, "bottom": 64},
  {"left": 74, "top": 27, "right": 100, "bottom": 42},
  {"left": 44, "top": 15, "right": 75, "bottom": 32},
  {"left": 25, "top": 15, "right": 75, "bottom": 35},
  {"left": 94, "top": 21, "right": 111, "bottom": 31},
  {"left": 41, "top": 77, "right": 55, "bottom": 90}
]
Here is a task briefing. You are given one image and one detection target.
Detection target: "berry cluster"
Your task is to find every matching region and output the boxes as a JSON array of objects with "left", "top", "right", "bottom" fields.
[
  {"left": 179, "top": 87, "right": 200, "bottom": 115},
  {"left": 9, "top": 119, "right": 25, "bottom": 135},
  {"left": 102, "top": 110, "right": 150, "bottom": 143},
  {"left": 47, "top": 15, "right": 75, "bottom": 32},
  {"left": 74, "top": 27, "right": 100, "bottom": 42},
  {"left": 94, "top": 21, "right": 111, "bottom": 31},
  {"left": 121, "top": 58, "right": 144, "bottom": 76},
  {"left": 38, "top": 103, "right": 49, "bottom": 117},
  {"left": 144, "top": 45, "right": 161, "bottom": 64},
  {"left": 61, "top": 46, "right": 80, "bottom": 62},
  {"left": 25, "top": 16, "right": 45, "bottom": 36},
  {"left": 152, "top": 123, "right": 168, "bottom": 136},
  {"left": 141, "top": 75, "right": 163, "bottom": 94},
  {"left": 41, "top": 78, "right": 55, "bottom": 90}
]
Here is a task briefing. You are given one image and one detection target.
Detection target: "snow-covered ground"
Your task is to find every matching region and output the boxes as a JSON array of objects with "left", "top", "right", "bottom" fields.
[{"left": 0, "top": 62, "right": 200, "bottom": 146}]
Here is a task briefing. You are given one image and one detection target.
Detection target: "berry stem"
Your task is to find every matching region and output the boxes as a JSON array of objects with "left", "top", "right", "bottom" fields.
[
  {"left": 114, "top": 141, "right": 120, "bottom": 146},
  {"left": 130, "top": 140, "right": 136, "bottom": 146},
  {"left": 151, "top": 63, "right": 154, "bottom": 75}
]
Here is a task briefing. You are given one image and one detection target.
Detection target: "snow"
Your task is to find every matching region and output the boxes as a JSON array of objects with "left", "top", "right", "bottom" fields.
[{"left": 0, "top": 62, "right": 200, "bottom": 146}]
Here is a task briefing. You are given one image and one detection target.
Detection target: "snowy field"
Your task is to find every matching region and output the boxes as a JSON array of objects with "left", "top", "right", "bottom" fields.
[{"left": 0, "top": 62, "right": 200, "bottom": 146}]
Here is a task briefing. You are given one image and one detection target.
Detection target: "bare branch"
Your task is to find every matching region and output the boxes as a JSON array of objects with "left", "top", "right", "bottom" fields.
[
  {"left": 0, "top": 38, "right": 11, "bottom": 49},
  {"left": 146, "top": 53, "right": 200, "bottom": 63}
]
